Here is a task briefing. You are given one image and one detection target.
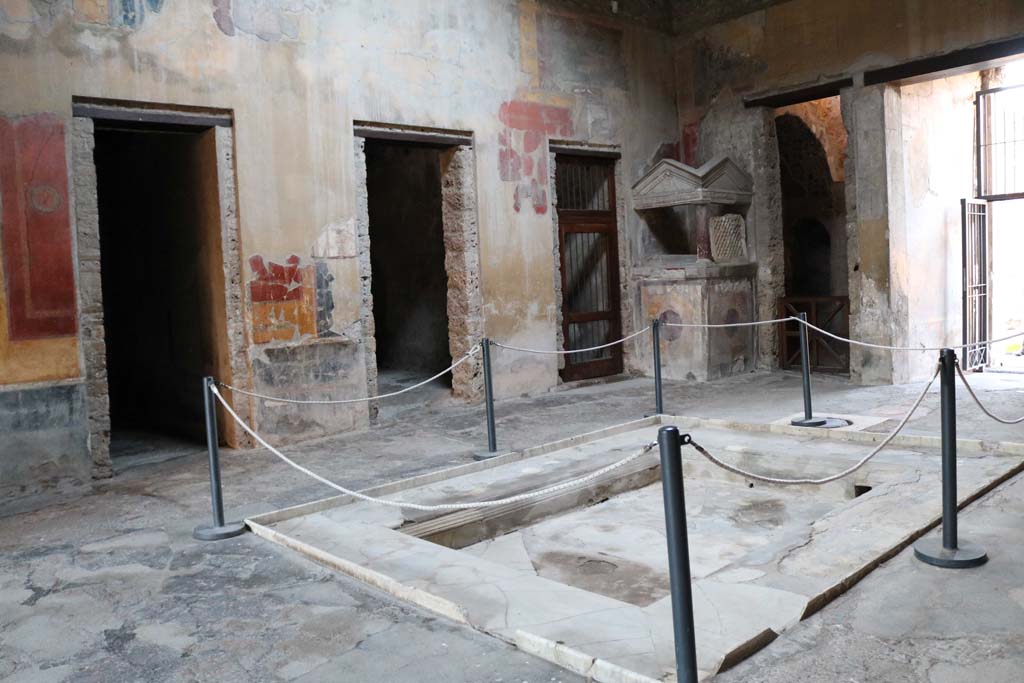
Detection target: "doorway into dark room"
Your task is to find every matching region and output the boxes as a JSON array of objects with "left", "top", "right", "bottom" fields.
[
  {"left": 364, "top": 139, "right": 453, "bottom": 405},
  {"left": 94, "top": 122, "right": 230, "bottom": 459},
  {"left": 774, "top": 98, "right": 851, "bottom": 373}
]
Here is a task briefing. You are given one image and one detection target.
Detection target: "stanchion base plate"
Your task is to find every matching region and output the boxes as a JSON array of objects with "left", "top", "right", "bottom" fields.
[
  {"left": 913, "top": 538, "right": 988, "bottom": 568},
  {"left": 193, "top": 522, "right": 247, "bottom": 541},
  {"left": 473, "top": 450, "right": 513, "bottom": 462},
  {"left": 791, "top": 416, "right": 829, "bottom": 427}
]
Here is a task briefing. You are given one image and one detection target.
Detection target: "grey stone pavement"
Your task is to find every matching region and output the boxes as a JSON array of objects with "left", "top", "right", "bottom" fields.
[
  {"left": 716, "top": 470, "right": 1024, "bottom": 683},
  {"left": 2, "top": 368, "right": 1024, "bottom": 682}
]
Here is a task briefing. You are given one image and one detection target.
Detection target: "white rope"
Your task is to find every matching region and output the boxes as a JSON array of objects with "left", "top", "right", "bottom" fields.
[
  {"left": 663, "top": 316, "right": 795, "bottom": 329},
  {"left": 796, "top": 318, "right": 1024, "bottom": 353},
  {"left": 955, "top": 363, "right": 1024, "bottom": 425},
  {"left": 211, "top": 384, "right": 655, "bottom": 511},
  {"left": 686, "top": 365, "right": 940, "bottom": 485},
  {"left": 491, "top": 326, "right": 651, "bottom": 356},
  {"left": 961, "top": 330, "right": 1024, "bottom": 350},
  {"left": 659, "top": 314, "right": 1023, "bottom": 352},
  {"left": 219, "top": 347, "right": 479, "bottom": 405}
]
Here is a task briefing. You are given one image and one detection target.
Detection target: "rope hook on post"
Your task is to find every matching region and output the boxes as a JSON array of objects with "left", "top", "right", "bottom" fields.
[
  {"left": 193, "top": 376, "right": 246, "bottom": 541},
  {"left": 913, "top": 348, "right": 988, "bottom": 569}
]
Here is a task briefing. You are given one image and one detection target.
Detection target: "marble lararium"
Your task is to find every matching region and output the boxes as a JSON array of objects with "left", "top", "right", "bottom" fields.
[
  {"left": 631, "top": 156, "right": 753, "bottom": 211},
  {"left": 633, "top": 156, "right": 753, "bottom": 262}
]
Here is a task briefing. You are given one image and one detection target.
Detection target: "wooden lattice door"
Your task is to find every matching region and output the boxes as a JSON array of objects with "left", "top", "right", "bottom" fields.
[{"left": 555, "top": 155, "right": 622, "bottom": 381}]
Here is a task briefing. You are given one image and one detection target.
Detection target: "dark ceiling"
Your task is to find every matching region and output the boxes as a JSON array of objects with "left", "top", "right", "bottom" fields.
[
  {"left": 539, "top": 0, "right": 792, "bottom": 34},
  {"left": 669, "top": 0, "right": 792, "bottom": 33}
]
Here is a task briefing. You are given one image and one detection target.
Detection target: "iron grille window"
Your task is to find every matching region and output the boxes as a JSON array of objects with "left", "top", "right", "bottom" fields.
[
  {"left": 556, "top": 159, "right": 611, "bottom": 211},
  {"left": 976, "top": 84, "right": 1024, "bottom": 200}
]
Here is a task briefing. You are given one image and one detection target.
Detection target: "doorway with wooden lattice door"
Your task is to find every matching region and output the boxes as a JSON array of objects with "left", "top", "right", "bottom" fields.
[{"left": 554, "top": 155, "right": 622, "bottom": 381}]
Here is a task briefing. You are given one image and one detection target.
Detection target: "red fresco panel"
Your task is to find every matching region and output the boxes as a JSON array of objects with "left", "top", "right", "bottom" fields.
[
  {"left": 248, "top": 254, "right": 304, "bottom": 302},
  {"left": 498, "top": 100, "right": 573, "bottom": 215},
  {"left": 0, "top": 114, "right": 78, "bottom": 340}
]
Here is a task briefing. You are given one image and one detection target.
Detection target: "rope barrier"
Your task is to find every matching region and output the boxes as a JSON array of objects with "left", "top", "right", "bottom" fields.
[
  {"left": 955, "top": 363, "right": 1024, "bottom": 425},
  {"left": 795, "top": 318, "right": 1024, "bottom": 353},
  {"left": 658, "top": 314, "right": 1024, "bottom": 353},
  {"left": 663, "top": 316, "right": 794, "bottom": 329},
  {"left": 212, "top": 315, "right": 1024, "bottom": 406},
  {"left": 490, "top": 326, "right": 651, "bottom": 355},
  {"left": 683, "top": 365, "right": 940, "bottom": 485},
  {"left": 218, "top": 347, "right": 479, "bottom": 405},
  {"left": 211, "top": 384, "right": 655, "bottom": 511}
]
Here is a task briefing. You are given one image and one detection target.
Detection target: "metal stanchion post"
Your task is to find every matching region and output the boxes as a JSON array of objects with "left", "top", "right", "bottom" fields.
[
  {"left": 791, "top": 312, "right": 826, "bottom": 427},
  {"left": 653, "top": 318, "right": 665, "bottom": 415},
  {"left": 914, "top": 349, "right": 987, "bottom": 568},
  {"left": 193, "top": 377, "right": 246, "bottom": 541},
  {"left": 474, "top": 339, "right": 501, "bottom": 461},
  {"left": 658, "top": 426, "right": 698, "bottom": 683}
]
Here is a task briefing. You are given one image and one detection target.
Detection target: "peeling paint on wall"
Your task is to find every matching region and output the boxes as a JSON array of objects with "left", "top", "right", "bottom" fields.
[
  {"left": 212, "top": 0, "right": 314, "bottom": 41},
  {"left": 248, "top": 254, "right": 339, "bottom": 343},
  {"left": 249, "top": 255, "right": 313, "bottom": 343},
  {"left": 498, "top": 100, "right": 573, "bottom": 214},
  {"left": 776, "top": 97, "right": 847, "bottom": 183},
  {"left": 537, "top": 11, "right": 625, "bottom": 90},
  {"left": 314, "top": 260, "right": 335, "bottom": 337},
  {"left": 310, "top": 219, "right": 356, "bottom": 259},
  {"left": 212, "top": 0, "right": 233, "bottom": 35},
  {"left": 68, "top": 0, "right": 166, "bottom": 28}
]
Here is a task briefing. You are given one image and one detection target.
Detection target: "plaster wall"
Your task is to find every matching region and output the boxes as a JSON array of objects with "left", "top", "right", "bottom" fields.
[
  {"left": 841, "top": 85, "right": 899, "bottom": 384},
  {"left": 0, "top": 0, "right": 678, "bottom": 488},
  {"left": 897, "top": 73, "right": 979, "bottom": 380}
]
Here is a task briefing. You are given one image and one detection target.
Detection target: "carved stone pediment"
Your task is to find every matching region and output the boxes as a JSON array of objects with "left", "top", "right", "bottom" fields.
[{"left": 632, "top": 156, "right": 753, "bottom": 210}]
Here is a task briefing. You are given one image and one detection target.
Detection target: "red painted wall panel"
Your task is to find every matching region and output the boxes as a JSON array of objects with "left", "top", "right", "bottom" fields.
[{"left": 0, "top": 114, "right": 77, "bottom": 340}]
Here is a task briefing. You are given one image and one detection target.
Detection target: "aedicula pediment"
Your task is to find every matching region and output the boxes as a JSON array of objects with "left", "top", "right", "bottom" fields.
[{"left": 632, "top": 156, "right": 753, "bottom": 210}]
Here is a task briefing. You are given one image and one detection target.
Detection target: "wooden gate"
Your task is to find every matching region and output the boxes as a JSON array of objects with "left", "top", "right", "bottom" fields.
[
  {"left": 778, "top": 296, "right": 851, "bottom": 373},
  {"left": 555, "top": 155, "right": 622, "bottom": 381}
]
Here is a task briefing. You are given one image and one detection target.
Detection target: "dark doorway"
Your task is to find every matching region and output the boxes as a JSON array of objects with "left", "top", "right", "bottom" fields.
[
  {"left": 776, "top": 113, "right": 839, "bottom": 298},
  {"left": 365, "top": 140, "right": 452, "bottom": 393},
  {"left": 555, "top": 155, "right": 623, "bottom": 382},
  {"left": 786, "top": 217, "right": 832, "bottom": 296},
  {"left": 775, "top": 101, "right": 851, "bottom": 373},
  {"left": 94, "top": 123, "right": 229, "bottom": 453}
]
